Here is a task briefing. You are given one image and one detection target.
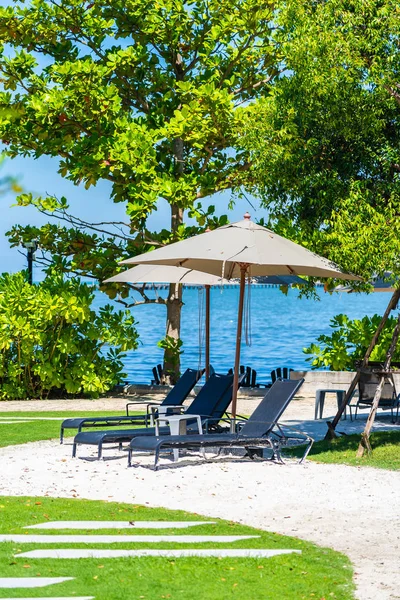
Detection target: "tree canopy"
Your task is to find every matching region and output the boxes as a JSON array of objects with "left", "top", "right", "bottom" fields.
[
  {"left": 0, "top": 0, "right": 284, "bottom": 378},
  {"left": 241, "top": 0, "right": 400, "bottom": 283},
  {"left": 0, "top": 0, "right": 279, "bottom": 234}
]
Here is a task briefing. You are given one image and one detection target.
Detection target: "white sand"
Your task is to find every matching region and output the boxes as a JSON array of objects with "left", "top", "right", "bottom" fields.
[{"left": 0, "top": 438, "right": 399, "bottom": 600}]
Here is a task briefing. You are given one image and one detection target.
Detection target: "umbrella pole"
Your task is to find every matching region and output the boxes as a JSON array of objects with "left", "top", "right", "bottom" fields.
[
  {"left": 232, "top": 265, "right": 247, "bottom": 418},
  {"left": 205, "top": 285, "right": 210, "bottom": 380}
]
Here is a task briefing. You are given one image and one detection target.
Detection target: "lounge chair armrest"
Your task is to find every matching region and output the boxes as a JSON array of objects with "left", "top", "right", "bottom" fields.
[
  {"left": 201, "top": 417, "right": 230, "bottom": 433},
  {"left": 205, "top": 416, "right": 247, "bottom": 433},
  {"left": 273, "top": 421, "right": 314, "bottom": 442},
  {"left": 147, "top": 403, "right": 185, "bottom": 416},
  {"left": 150, "top": 404, "right": 186, "bottom": 415},
  {"left": 225, "top": 412, "right": 249, "bottom": 421},
  {"left": 126, "top": 399, "right": 159, "bottom": 415}
]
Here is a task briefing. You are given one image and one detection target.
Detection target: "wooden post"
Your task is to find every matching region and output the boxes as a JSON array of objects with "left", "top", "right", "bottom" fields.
[
  {"left": 325, "top": 287, "right": 400, "bottom": 440},
  {"left": 356, "top": 312, "right": 400, "bottom": 457},
  {"left": 205, "top": 285, "right": 210, "bottom": 381},
  {"left": 231, "top": 265, "right": 248, "bottom": 418}
]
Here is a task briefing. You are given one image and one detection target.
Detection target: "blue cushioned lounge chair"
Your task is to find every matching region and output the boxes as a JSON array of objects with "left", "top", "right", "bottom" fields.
[
  {"left": 72, "top": 372, "right": 237, "bottom": 459},
  {"left": 127, "top": 378, "right": 312, "bottom": 470},
  {"left": 60, "top": 368, "right": 204, "bottom": 443}
]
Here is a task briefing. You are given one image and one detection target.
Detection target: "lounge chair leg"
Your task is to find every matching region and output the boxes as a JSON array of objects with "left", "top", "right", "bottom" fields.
[
  {"left": 127, "top": 449, "right": 132, "bottom": 468},
  {"left": 72, "top": 443, "right": 77, "bottom": 458},
  {"left": 97, "top": 443, "right": 103, "bottom": 460},
  {"left": 300, "top": 439, "right": 314, "bottom": 464},
  {"left": 119, "top": 442, "right": 123, "bottom": 451},
  {"left": 60, "top": 428, "right": 64, "bottom": 444},
  {"left": 154, "top": 447, "right": 160, "bottom": 471}
]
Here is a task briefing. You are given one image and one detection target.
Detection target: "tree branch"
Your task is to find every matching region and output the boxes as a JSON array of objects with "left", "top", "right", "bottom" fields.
[{"left": 49, "top": 0, "right": 150, "bottom": 113}]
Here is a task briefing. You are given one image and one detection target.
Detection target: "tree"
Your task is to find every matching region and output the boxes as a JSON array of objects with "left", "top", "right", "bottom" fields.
[
  {"left": 0, "top": 0, "right": 282, "bottom": 381},
  {"left": 0, "top": 271, "right": 138, "bottom": 399},
  {"left": 240, "top": 0, "right": 400, "bottom": 284},
  {"left": 303, "top": 313, "right": 400, "bottom": 371}
]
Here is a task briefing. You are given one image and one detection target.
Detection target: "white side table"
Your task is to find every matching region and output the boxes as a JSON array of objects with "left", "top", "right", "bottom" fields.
[
  {"left": 156, "top": 414, "right": 204, "bottom": 461},
  {"left": 315, "top": 389, "right": 348, "bottom": 420},
  {"left": 148, "top": 404, "right": 185, "bottom": 426}
]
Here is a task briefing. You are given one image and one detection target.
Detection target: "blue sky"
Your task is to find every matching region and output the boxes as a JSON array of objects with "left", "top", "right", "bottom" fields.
[{"left": 0, "top": 152, "right": 262, "bottom": 275}]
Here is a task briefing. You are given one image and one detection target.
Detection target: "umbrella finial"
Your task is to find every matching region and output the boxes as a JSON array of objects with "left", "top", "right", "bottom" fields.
[{"left": 243, "top": 212, "right": 251, "bottom": 220}]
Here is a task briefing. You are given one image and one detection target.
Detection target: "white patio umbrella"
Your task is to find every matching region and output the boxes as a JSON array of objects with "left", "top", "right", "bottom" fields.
[
  {"left": 104, "top": 264, "right": 225, "bottom": 380},
  {"left": 120, "top": 214, "right": 361, "bottom": 415},
  {"left": 104, "top": 264, "right": 305, "bottom": 382}
]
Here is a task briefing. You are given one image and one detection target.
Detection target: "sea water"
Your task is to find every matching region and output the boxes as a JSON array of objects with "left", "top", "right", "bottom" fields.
[{"left": 94, "top": 286, "right": 391, "bottom": 384}]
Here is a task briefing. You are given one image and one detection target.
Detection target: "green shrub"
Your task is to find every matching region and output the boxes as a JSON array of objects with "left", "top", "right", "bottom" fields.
[
  {"left": 0, "top": 272, "right": 138, "bottom": 399},
  {"left": 157, "top": 335, "right": 183, "bottom": 380},
  {"left": 303, "top": 313, "right": 400, "bottom": 370}
]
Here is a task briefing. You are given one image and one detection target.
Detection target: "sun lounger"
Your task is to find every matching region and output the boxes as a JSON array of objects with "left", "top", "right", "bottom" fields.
[
  {"left": 151, "top": 363, "right": 164, "bottom": 385},
  {"left": 127, "top": 379, "right": 311, "bottom": 470},
  {"left": 227, "top": 365, "right": 269, "bottom": 388},
  {"left": 60, "top": 368, "right": 204, "bottom": 443},
  {"left": 270, "top": 367, "right": 293, "bottom": 384},
  {"left": 72, "top": 372, "right": 237, "bottom": 459},
  {"left": 348, "top": 368, "right": 400, "bottom": 422}
]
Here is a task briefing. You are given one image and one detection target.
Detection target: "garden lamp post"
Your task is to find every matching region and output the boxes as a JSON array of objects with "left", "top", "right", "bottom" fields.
[{"left": 21, "top": 240, "right": 38, "bottom": 285}]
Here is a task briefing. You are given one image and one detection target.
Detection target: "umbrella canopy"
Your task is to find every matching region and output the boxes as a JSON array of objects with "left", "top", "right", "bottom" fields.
[
  {"left": 120, "top": 215, "right": 361, "bottom": 415},
  {"left": 104, "top": 265, "right": 225, "bottom": 380},
  {"left": 105, "top": 264, "right": 304, "bottom": 287},
  {"left": 103, "top": 264, "right": 224, "bottom": 286},
  {"left": 104, "top": 265, "right": 305, "bottom": 384},
  {"left": 121, "top": 216, "right": 361, "bottom": 281}
]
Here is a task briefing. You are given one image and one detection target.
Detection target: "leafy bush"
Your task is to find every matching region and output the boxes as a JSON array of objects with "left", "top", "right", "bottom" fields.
[
  {"left": 157, "top": 335, "right": 183, "bottom": 380},
  {"left": 303, "top": 313, "right": 400, "bottom": 371},
  {"left": 0, "top": 272, "right": 138, "bottom": 399}
]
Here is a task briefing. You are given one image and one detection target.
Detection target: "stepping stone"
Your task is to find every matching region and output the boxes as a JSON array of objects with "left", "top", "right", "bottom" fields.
[
  {"left": 0, "top": 578, "right": 74, "bottom": 588},
  {"left": 0, "top": 421, "right": 33, "bottom": 424},
  {"left": 18, "top": 549, "right": 301, "bottom": 559},
  {"left": 25, "top": 521, "right": 216, "bottom": 530},
  {"left": 2, "top": 534, "right": 258, "bottom": 544},
  {"left": 0, "top": 417, "right": 64, "bottom": 421}
]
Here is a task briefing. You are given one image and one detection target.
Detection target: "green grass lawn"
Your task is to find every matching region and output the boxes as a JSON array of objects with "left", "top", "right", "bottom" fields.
[
  {"left": 302, "top": 429, "right": 400, "bottom": 470},
  {"left": 0, "top": 411, "right": 144, "bottom": 447},
  {"left": 0, "top": 496, "right": 355, "bottom": 600}
]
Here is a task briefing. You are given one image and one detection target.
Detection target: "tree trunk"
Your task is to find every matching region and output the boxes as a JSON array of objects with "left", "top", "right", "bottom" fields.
[
  {"left": 163, "top": 200, "right": 184, "bottom": 384},
  {"left": 325, "top": 287, "right": 400, "bottom": 440},
  {"left": 163, "top": 282, "right": 183, "bottom": 384},
  {"left": 356, "top": 312, "right": 400, "bottom": 457}
]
